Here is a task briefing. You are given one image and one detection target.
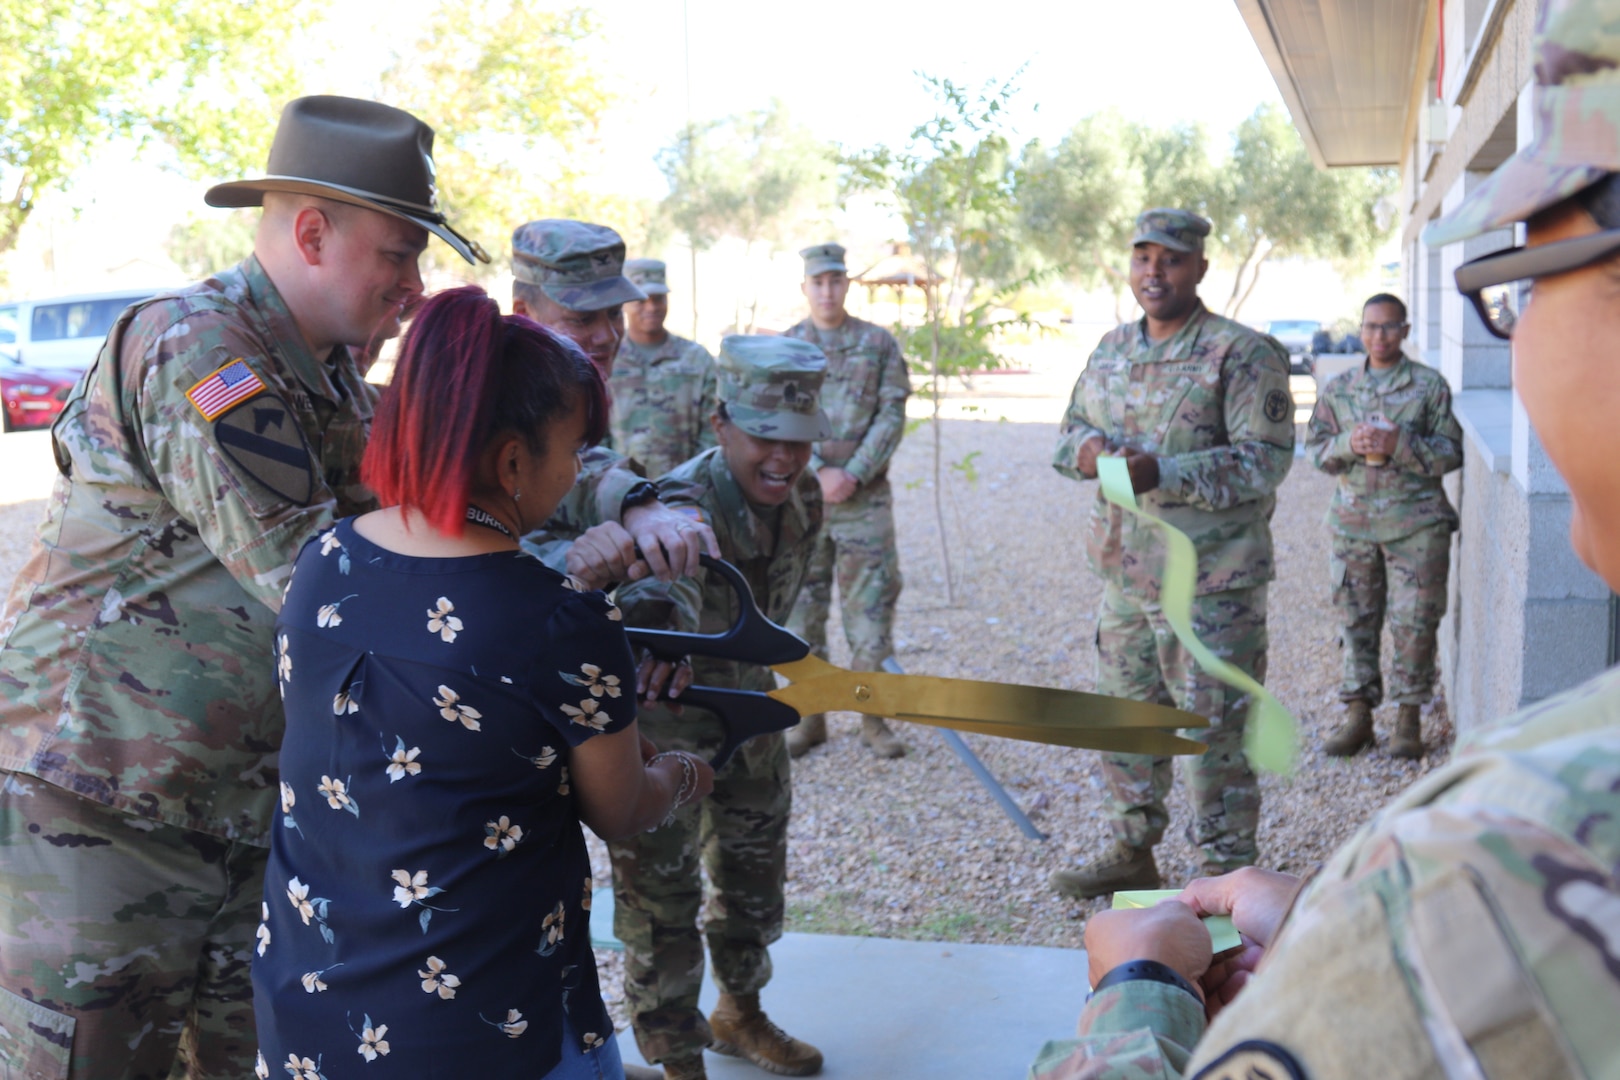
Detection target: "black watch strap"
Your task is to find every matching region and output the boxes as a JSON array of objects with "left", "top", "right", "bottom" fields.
[
  {"left": 1092, "top": 959, "right": 1200, "bottom": 1002},
  {"left": 619, "top": 480, "right": 659, "bottom": 518}
]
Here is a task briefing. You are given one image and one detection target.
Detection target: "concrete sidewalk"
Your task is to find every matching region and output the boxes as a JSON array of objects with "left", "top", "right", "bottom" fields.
[{"left": 610, "top": 929, "right": 1089, "bottom": 1079}]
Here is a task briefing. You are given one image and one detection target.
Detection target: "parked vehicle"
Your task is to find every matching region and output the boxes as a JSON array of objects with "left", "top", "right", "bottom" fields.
[
  {"left": 1263, "top": 319, "right": 1322, "bottom": 375},
  {"left": 2, "top": 357, "right": 79, "bottom": 432},
  {"left": 0, "top": 288, "right": 167, "bottom": 373}
]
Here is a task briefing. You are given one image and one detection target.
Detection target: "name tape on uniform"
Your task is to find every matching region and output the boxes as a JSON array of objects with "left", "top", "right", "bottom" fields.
[{"left": 1097, "top": 454, "right": 1299, "bottom": 775}]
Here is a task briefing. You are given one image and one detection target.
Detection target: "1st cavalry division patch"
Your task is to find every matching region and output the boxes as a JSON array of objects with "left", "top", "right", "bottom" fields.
[{"left": 187, "top": 359, "right": 266, "bottom": 421}]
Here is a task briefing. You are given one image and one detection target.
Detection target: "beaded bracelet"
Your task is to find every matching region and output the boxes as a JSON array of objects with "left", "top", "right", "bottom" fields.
[{"left": 648, "top": 751, "right": 698, "bottom": 827}]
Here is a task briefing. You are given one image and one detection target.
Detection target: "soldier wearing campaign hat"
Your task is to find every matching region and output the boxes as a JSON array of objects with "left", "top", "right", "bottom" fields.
[
  {"left": 611, "top": 336, "right": 830, "bottom": 1080},
  {"left": 1048, "top": 207, "right": 1295, "bottom": 900},
  {"left": 509, "top": 221, "right": 719, "bottom": 593},
  {"left": 0, "top": 95, "right": 481, "bottom": 1078},
  {"left": 781, "top": 240, "right": 912, "bottom": 760},
  {"left": 1033, "top": 5, "right": 1620, "bottom": 1075},
  {"left": 611, "top": 257, "right": 720, "bottom": 480}
]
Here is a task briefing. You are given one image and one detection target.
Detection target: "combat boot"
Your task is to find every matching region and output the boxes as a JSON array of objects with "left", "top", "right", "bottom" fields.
[
  {"left": 1389, "top": 704, "right": 1424, "bottom": 759},
  {"left": 859, "top": 715, "right": 907, "bottom": 759},
  {"left": 1322, "top": 699, "right": 1374, "bottom": 757},
  {"left": 786, "top": 713, "right": 827, "bottom": 758},
  {"left": 708, "top": 992, "right": 823, "bottom": 1076},
  {"left": 623, "top": 1065, "right": 665, "bottom": 1080},
  {"left": 660, "top": 1054, "right": 707, "bottom": 1080},
  {"left": 1049, "top": 844, "right": 1160, "bottom": 900}
]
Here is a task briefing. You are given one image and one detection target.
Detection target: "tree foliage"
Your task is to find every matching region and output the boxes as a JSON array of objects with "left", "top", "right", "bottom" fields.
[
  {"left": 0, "top": 0, "right": 318, "bottom": 261},
  {"left": 381, "top": 1, "right": 623, "bottom": 276}
]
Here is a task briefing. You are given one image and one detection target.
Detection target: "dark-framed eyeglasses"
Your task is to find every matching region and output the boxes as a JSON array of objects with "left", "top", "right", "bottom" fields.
[
  {"left": 1454, "top": 227, "right": 1620, "bottom": 339},
  {"left": 1359, "top": 320, "right": 1408, "bottom": 336}
]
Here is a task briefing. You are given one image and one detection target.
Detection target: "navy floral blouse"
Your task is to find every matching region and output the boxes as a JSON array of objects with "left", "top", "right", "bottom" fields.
[{"left": 251, "top": 518, "right": 637, "bottom": 1079}]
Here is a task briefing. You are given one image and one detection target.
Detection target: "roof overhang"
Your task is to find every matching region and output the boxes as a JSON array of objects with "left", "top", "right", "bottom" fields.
[{"left": 1234, "top": 0, "right": 1434, "bottom": 169}]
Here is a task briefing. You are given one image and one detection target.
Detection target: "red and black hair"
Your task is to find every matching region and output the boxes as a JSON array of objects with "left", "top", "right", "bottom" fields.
[{"left": 362, "top": 285, "right": 608, "bottom": 535}]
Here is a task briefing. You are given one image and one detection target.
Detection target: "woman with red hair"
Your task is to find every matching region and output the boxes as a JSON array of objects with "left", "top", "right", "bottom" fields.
[{"left": 252, "top": 285, "right": 712, "bottom": 1079}]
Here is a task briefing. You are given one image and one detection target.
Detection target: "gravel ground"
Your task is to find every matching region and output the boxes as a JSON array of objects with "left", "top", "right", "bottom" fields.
[
  {"left": 0, "top": 407, "right": 1450, "bottom": 1033},
  {"left": 584, "top": 414, "right": 1451, "bottom": 1027}
]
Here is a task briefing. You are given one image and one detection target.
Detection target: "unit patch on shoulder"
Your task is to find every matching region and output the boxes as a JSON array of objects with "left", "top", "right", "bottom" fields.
[
  {"left": 1193, "top": 1040, "right": 1308, "bottom": 1080},
  {"left": 186, "top": 359, "right": 267, "bottom": 421},
  {"left": 1264, "top": 388, "right": 1292, "bottom": 423},
  {"left": 212, "top": 392, "right": 315, "bottom": 507}
]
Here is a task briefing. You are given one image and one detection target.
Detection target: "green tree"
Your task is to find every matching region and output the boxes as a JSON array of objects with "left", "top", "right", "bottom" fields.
[
  {"left": 657, "top": 100, "right": 835, "bottom": 331},
  {"left": 0, "top": 0, "right": 319, "bottom": 264},
  {"left": 1218, "top": 102, "right": 1396, "bottom": 318},
  {"left": 166, "top": 210, "right": 257, "bottom": 280},
  {"left": 381, "top": 1, "right": 621, "bottom": 277},
  {"left": 845, "top": 74, "right": 1038, "bottom": 602}
]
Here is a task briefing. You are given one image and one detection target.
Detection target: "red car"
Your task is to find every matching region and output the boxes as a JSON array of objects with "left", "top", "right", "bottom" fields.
[{"left": 2, "top": 356, "right": 79, "bottom": 432}]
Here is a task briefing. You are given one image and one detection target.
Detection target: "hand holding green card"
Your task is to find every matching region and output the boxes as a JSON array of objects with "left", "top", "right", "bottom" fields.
[{"left": 1111, "top": 890, "right": 1244, "bottom": 954}]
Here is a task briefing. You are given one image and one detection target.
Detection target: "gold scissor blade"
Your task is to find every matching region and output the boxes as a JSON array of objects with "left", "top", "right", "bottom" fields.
[
  {"left": 891, "top": 714, "right": 1207, "bottom": 756},
  {"left": 768, "top": 669, "right": 1207, "bottom": 732}
]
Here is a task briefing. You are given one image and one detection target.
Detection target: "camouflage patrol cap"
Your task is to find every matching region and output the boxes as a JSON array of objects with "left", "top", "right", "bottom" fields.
[
  {"left": 799, "top": 243, "right": 848, "bottom": 277},
  {"left": 624, "top": 258, "right": 670, "bottom": 296},
  {"left": 716, "top": 335, "right": 833, "bottom": 442},
  {"left": 511, "top": 219, "right": 647, "bottom": 312},
  {"left": 1132, "top": 209, "right": 1211, "bottom": 253},
  {"left": 1427, "top": 0, "right": 1620, "bottom": 246}
]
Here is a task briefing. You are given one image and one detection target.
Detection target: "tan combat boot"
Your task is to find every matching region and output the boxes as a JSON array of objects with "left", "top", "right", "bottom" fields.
[
  {"left": 1049, "top": 844, "right": 1160, "bottom": 900},
  {"left": 786, "top": 713, "right": 827, "bottom": 758},
  {"left": 1389, "top": 704, "right": 1424, "bottom": 759},
  {"left": 1322, "top": 699, "right": 1374, "bottom": 757},
  {"left": 659, "top": 1055, "right": 707, "bottom": 1080},
  {"left": 708, "top": 992, "right": 823, "bottom": 1076},
  {"left": 859, "top": 715, "right": 907, "bottom": 759}
]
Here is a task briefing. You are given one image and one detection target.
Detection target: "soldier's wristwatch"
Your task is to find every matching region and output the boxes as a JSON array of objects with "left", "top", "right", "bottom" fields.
[
  {"left": 619, "top": 480, "right": 660, "bottom": 519},
  {"left": 1091, "top": 959, "right": 1201, "bottom": 1001}
]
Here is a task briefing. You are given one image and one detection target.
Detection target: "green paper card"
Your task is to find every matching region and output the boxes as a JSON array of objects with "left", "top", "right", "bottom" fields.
[{"left": 1112, "top": 889, "right": 1243, "bottom": 954}]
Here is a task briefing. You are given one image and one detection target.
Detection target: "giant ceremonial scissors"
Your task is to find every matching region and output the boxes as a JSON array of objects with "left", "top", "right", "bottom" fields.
[{"left": 625, "top": 555, "right": 1208, "bottom": 768}]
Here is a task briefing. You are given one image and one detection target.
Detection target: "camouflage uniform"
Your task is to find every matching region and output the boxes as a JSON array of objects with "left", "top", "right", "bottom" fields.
[
  {"left": 1054, "top": 213, "right": 1294, "bottom": 869},
  {"left": 508, "top": 220, "right": 656, "bottom": 571},
  {"left": 612, "top": 259, "right": 719, "bottom": 478},
  {"left": 610, "top": 337, "right": 829, "bottom": 1067},
  {"left": 0, "top": 256, "right": 377, "bottom": 1078},
  {"left": 1307, "top": 357, "right": 1462, "bottom": 706},
  {"left": 782, "top": 245, "right": 910, "bottom": 740},
  {"left": 1028, "top": 667, "right": 1620, "bottom": 1080}
]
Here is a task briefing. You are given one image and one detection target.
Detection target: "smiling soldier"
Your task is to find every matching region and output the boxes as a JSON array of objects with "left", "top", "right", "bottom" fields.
[{"left": 1049, "top": 208, "right": 1295, "bottom": 899}]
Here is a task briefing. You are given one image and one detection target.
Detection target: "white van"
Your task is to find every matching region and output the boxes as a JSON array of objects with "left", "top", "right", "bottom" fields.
[{"left": 0, "top": 288, "right": 170, "bottom": 371}]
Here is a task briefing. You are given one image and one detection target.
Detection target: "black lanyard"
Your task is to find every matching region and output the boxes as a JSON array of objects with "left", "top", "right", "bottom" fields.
[{"left": 465, "top": 505, "right": 514, "bottom": 539}]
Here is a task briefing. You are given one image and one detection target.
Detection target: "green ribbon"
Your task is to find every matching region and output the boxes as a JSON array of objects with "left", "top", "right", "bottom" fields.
[
  {"left": 1096, "top": 455, "right": 1298, "bottom": 774},
  {"left": 1112, "top": 889, "right": 1244, "bottom": 954}
]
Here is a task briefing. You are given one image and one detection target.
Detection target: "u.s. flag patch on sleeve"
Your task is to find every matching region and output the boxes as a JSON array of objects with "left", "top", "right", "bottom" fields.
[{"left": 186, "top": 359, "right": 266, "bottom": 421}]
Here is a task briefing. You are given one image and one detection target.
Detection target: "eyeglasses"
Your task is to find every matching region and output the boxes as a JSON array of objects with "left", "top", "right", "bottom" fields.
[
  {"left": 1359, "top": 321, "right": 1407, "bottom": 336},
  {"left": 1455, "top": 227, "right": 1620, "bottom": 339}
]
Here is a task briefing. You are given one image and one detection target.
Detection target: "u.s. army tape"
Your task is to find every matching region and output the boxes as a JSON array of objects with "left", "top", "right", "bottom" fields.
[{"left": 1096, "top": 455, "right": 1298, "bottom": 775}]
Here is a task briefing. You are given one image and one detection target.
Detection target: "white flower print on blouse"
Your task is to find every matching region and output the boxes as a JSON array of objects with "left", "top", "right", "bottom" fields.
[
  {"left": 276, "top": 635, "right": 292, "bottom": 696},
  {"left": 433, "top": 685, "right": 482, "bottom": 731},
  {"left": 319, "top": 530, "right": 342, "bottom": 557},
  {"left": 384, "top": 736, "right": 421, "bottom": 782},
  {"left": 279, "top": 782, "right": 303, "bottom": 837},
  {"left": 560, "top": 697, "right": 608, "bottom": 732},
  {"left": 483, "top": 815, "right": 523, "bottom": 855},
  {"left": 332, "top": 690, "right": 359, "bottom": 715},
  {"left": 561, "top": 576, "right": 622, "bottom": 620},
  {"left": 317, "top": 775, "right": 360, "bottom": 818},
  {"left": 390, "top": 869, "right": 458, "bottom": 933},
  {"left": 282, "top": 1051, "right": 328, "bottom": 1080},
  {"left": 561, "top": 663, "right": 622, "bottom": 700},
  {"left": 557, "top": 766, "right": 571, "bottom": 796},
  {"left": 286, "top": 876, "right": 335, "bottom": 944},
  {"left": 582, "top": 1031, "right": 606, "bottom": 1050},
  {"left": 255, "top": 902, "right": 271, "bottom": 956},
  {"left": 480, "top": 1009, "right": 528, "bottom": 1038},
  {"left": 316, "top": 594, "right": 356, "bottom": 629},
  {"left": 536, "top": 900, "right": 566, "bottom": 956},
  {"left": 255, "top": 1050, "right": 269, "bottom": 1079},
  {"left": 300, "top": 963, "right": 342, "bottom": 994},
  {"left": 352, "top": 1015, "right": 390, "bottom": 1062},
  {"left": 514, "top": 744, "right": 558, "bottom": 771},
  {"left": 426, "top": 597, "right": 462, "bottom": 643},
  {"left": 418, "top": 955, "right": 461, "bottom": 999}
]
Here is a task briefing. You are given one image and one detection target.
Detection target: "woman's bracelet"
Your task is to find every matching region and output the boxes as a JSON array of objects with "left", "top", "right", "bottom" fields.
[{"left": 647, "top": 751, "right": 697, "bottom": 826}]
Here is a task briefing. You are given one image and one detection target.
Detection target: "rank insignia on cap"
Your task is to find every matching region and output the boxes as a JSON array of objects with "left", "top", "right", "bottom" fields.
[{"left": 187, "top": 360, "right": 267, "bottom": 421}]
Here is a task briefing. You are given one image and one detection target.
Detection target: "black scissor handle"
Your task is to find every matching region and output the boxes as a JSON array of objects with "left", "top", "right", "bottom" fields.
[{"left": 625, "top": 554, "right": 810, "bottom": 667}]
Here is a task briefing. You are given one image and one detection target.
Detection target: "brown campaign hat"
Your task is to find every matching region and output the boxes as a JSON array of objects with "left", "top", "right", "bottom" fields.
[{"left": 205, "top": 96, "right": 489, "bottom": 265}]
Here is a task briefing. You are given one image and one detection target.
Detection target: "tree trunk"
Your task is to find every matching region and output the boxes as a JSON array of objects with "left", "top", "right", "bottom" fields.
[
  {"left": 1223, "top": 235, "right": 1264, "bottom": 317},
  {"left": 926, "top": 277, "right": 954, "bottom": 606},
  {"left": 1228, "top": 244, "right": 1274, "bottom": 321}
]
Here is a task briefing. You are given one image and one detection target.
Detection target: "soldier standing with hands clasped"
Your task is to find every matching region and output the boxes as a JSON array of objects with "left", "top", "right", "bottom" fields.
[
  {"left": 611, "top": 258, "right": 719, "bottom": 480},
  {"left": 1049, "top": 209, "right": 1294, "bottom": 899},
  {"left": 781, "top": 242, "right": 911, "bottom": 759},
  {"left": 1307, "top": 294, "right": 1461, "bottom": 759}
]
